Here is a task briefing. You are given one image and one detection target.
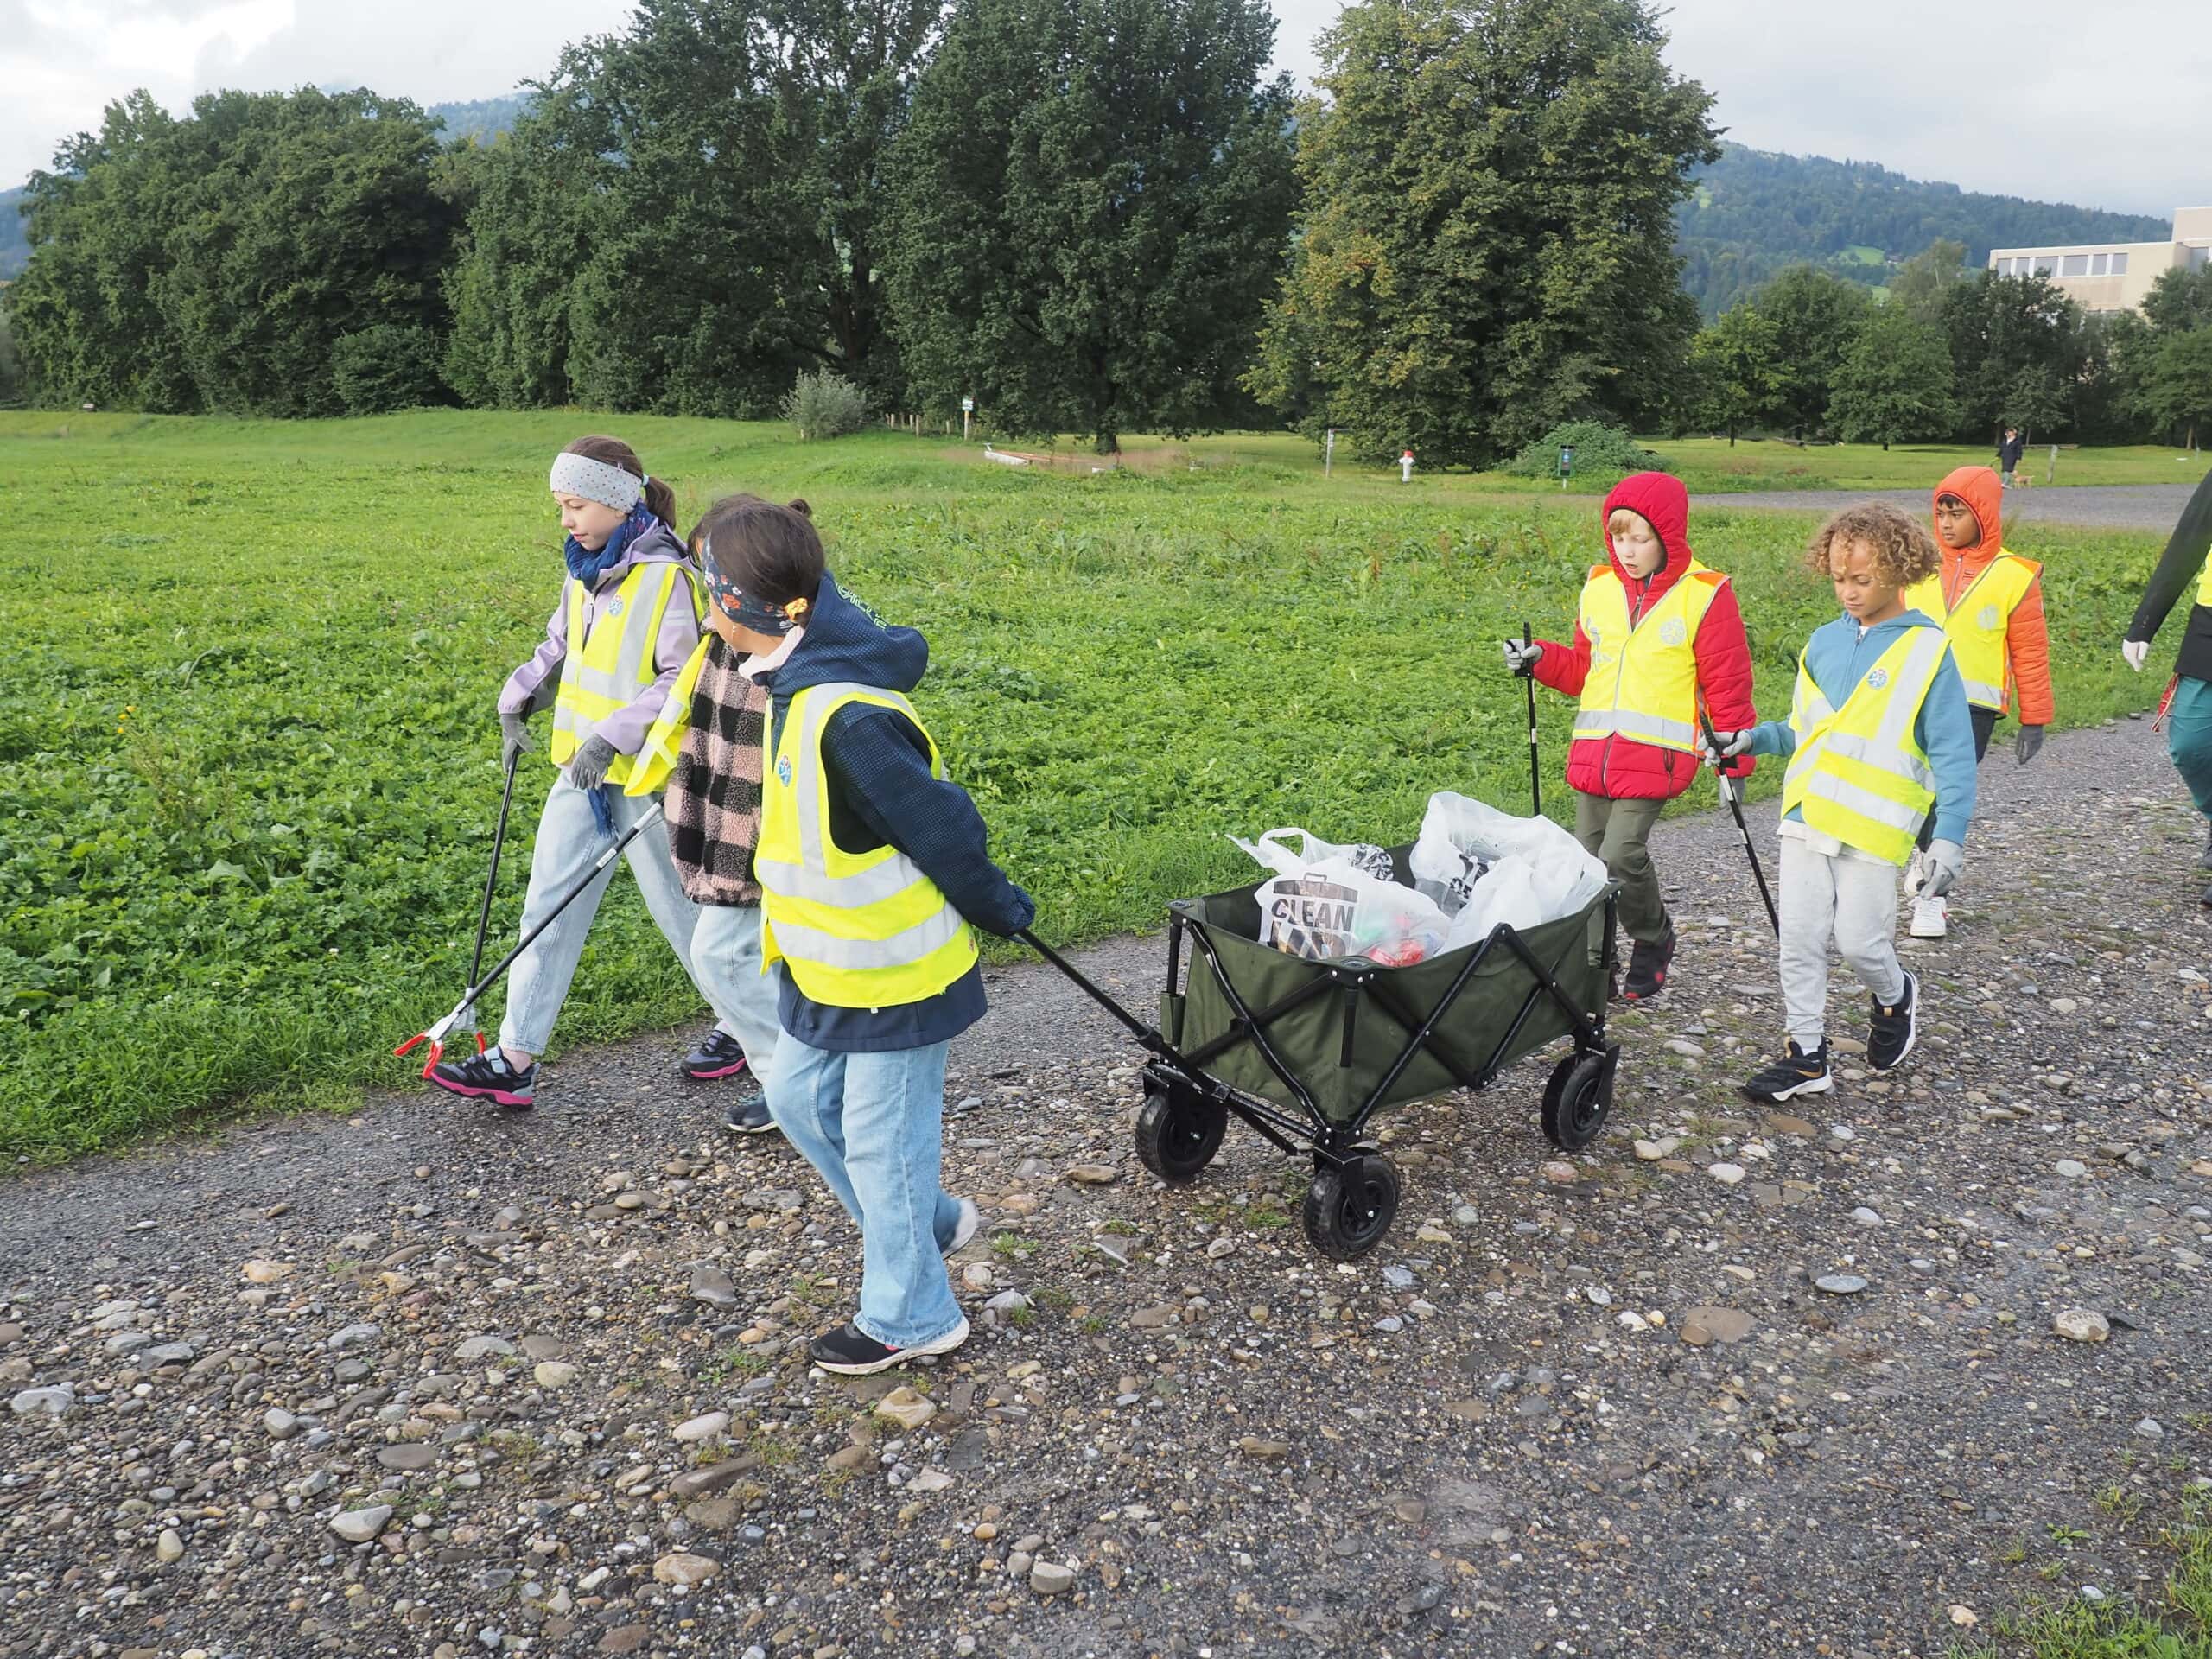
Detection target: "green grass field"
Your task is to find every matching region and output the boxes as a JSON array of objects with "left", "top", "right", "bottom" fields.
[{"left": 0, "top": 410, "right": 2177, "bottom": 1159}]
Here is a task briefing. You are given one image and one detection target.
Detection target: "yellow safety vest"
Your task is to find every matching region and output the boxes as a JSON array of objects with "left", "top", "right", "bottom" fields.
[
  {"left": 550, "top": 559, "right": 706, "bottom": 796},
  {"left": 1573, "top": 559, "right": 1728, "bottom": 753},
  {"left": 755, "top": 682, "right": 980, "bottom": 1008},
  {"left": 1902, "top": 550, "right": 2040, "bottom": 714},
  {"left": 1781, "top": 625, "right": 1951, "bottom": 866},
  {"left": 2196, "top": 545, "right": 2212, "bottom": 609}
]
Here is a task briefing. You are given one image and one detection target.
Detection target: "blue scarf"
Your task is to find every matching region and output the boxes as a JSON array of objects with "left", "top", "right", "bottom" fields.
[
  {"left": 564, "top": 502, "right": 662, "bottom": 588},
  {"left": 563, "top": 502, "right": 663, "bottom": 836}
]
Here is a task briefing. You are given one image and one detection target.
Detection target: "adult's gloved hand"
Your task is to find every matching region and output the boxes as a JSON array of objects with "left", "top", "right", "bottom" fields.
[
  {"left": 567, "top": 734, "right": 619, "bottom": 792},
  {"left": 2014, "top": 724, "right": 2045, "bottom": 766},
  {"left": 499, "top": 709, "right": 536, "bottom": 770},
  {"left": 2122, "top": 639, "right": 2151, "bottom": 672},
  {"left": 1501, "top": 639, "right": 1543, "bottom": 677},
  {"left": 1919, "top": 838, "right": 1965, "bottom": 899},
  {"left": 1696, "top": 728, "right": 1755, "bottom": 767}
]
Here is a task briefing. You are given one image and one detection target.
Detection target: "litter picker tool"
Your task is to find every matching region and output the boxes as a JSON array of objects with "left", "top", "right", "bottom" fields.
[
  {"left": 448, "top": 747, "right": 524, "bottom": 1056},
  {"left": 1521, "top": 620, "right": 1542, "bottom": 817},
  {"left": 396, "top": 800, "right": 666, "bottom": 1080},
  {"left": 1698, "top": 710, "right": 1778, "bottom": 936}
]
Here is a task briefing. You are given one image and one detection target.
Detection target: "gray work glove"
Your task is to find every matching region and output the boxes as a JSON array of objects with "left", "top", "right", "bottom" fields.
[
  {"left": 499, "top": 709, "right": 536, "bottom": 770},
  {"left": 1917, "top": 838, "right": 1964, "bottom": 899},
  {"left": 1696, "top": 728, "right": 1755, "bottom": 767},
  {"left": 2014, "top": 724, "right": 2044, "bottom": 766},
  {"left": 567, "top": 734, "right": 619, "bottom": 792},
  {"left": 1501, "top": 639, "right": 1543, "bottom": 677}
]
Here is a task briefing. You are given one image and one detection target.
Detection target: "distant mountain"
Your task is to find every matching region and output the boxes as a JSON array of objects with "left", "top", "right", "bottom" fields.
[
  {"left": 1677, "top": 143, "right": 2173, "bottom": 315},
  {"left": 424, "top": 93, "right": 532, "bottom": 146},
  {"left": 0, "top": 187, "right": 25, "bottom": 280}
]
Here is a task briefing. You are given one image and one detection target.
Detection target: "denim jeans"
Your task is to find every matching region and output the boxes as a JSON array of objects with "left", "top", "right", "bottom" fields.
[
  {"left": 497, "top": 773, "right": 703, "bottom": 1056},
  {"left": 690, "top": 905, "right": 782, "bottom": 1082},
  {"left": 766, "top": 1033, "right": 966, "bottom": 1349}
]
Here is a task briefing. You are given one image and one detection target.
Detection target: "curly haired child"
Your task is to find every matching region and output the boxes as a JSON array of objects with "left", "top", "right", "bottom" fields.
[{"left": 1701, "top": 503, "right": 1979, "bottom": 1103}]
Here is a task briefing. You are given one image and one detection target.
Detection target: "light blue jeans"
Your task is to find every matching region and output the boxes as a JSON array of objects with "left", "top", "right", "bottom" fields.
[
  {"left": 766, "top": 1033, "right": 966, "bottom": 1349},
  {"left": 498, "top": 774, "right": 703, "bottom": 1057},
  {"left": 690, "top": 906, "right": 782, "bottom": 1081}
]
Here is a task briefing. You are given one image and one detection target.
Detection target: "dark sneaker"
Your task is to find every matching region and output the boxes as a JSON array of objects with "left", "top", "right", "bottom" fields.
[
  {"left": 429, "top": 1048, "right": 536, "bottom": 1109},
  {"left": 2200, "top": 823, "right": 2212, "bottom": 871},
  {"left": 939, "top": 1197, "right": 982, "bottom": 1257},
  {"left": 1741, "top": 1039, "right": 1833, "bottom": 1104},
  {"left": 681, "top": 1029, "right": 750, "bottom": 1082},
  {"left": 724, "top": 1094, "right": 779, "bottom": 1135},
  {"left": 1867, "top": 970, "right": 1919, "bottom": 1072},
  {"left": 809, "top": 1317, "right": 971, "bottom": 1376},
  {"left": 1622, "top": 927, "right": 1676, "bottom": 1002}
]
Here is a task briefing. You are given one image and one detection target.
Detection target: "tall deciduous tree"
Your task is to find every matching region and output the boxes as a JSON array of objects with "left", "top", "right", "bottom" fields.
[
  {"left": 1751, "top": 264, "right": 1872, "bottom": 438},
  {"left": 13, "top": 87, "right": 461, "bottom": 414},
  {"left": 1942, "top": 269, "right": 2086, "bottom": 442},
  {"left": 1827, "top": 303, "right": 1955, "bottom": 449},
  {"left": 1249, "top": 0, "right": 1716, "bottom": 467},
  {"left": 883, "top": 0, "right": 1295, "bottom": 454},
  {"left": 2141, "top": 265, "right": 2212, "bottom": 336},
  {"left": 2142, "top": 328, "right": 2212, "bottom": 450},
  {"left": 1688, "top": 303, "right": 1783, "bottom": 445},
  {"left": 1885, "top": 239, "right": 1968, "bottom": 328}
]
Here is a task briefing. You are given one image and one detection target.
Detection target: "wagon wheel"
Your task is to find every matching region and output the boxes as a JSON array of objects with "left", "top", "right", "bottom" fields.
[
  {"left": 1301, "top": 1154, "right": 1400, "bottom": 1261},
  {"left": 1133, "top": 1077, "right": 1227, "bottom": 1185},
  {"left": 1541, "top": 1046, "right": 1618, "bottom": 1152}
]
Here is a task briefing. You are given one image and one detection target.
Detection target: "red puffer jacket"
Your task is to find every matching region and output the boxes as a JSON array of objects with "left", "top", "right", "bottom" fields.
[{"left": 1529, "top": 472, "right": 1758, "bottom": 802}]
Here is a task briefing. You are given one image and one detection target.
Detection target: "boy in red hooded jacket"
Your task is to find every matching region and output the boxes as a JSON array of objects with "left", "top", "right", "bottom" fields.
[
  {"left": 1898, "top": 464, "right": 2054, "bottom": 938},
  {"left": 1503, "top": 473, "right": 1758, "bottom": 1001}
]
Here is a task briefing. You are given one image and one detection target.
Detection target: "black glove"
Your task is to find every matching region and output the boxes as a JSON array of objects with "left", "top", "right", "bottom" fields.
[
  {"left": 568, "top": 734, "right": 619, "bottom": 792},
  {"left": 2014, "top": 724, "right": 2044, "bottom": 766},
  {"left": 499, "top": 709, "right": 536, "bottom": 770}
]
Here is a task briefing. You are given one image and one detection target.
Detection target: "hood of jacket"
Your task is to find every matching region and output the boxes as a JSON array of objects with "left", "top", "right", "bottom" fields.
[
  {"left": 772, "top": 569, "right": 930, "bottom": 698},
  {"left": 1599, "top": 471, "right": 1694, "bottom": 603},
  {"left": 1931, "top": 466, "right": 2006, "bottom": 575}
]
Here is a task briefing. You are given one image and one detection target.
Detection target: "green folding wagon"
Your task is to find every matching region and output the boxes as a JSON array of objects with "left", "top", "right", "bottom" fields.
[{"left": 1019, "top": 847, "right": 1622, "bottom": 1260}]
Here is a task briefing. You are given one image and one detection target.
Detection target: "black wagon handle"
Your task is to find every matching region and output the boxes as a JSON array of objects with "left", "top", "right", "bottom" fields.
[{"left": 1014, "top": 929, "right": 1161, "bottom": 1048}]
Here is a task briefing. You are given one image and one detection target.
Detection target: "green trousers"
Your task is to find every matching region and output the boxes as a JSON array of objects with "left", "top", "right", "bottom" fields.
[{"left": 1573, "top": 791, "right": 1669, "bottom": 944}]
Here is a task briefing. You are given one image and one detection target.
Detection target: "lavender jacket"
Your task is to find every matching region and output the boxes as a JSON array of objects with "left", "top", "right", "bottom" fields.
[{"left": 498, "top": 524, "right": 704, "bottom": 758}]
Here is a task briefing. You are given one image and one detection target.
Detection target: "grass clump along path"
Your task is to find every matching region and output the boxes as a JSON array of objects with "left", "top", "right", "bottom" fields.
[{"left": 0, "top": 410, "right": 2175, "bottom": 1159}]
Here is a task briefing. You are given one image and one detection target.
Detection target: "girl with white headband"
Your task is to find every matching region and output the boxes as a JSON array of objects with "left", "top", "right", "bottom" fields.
[{"left": 429, "top": 435, "right": 716, "bottom": 1111}]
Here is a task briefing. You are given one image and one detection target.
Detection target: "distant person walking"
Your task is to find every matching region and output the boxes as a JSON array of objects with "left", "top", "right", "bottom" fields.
[
  {"left": 1400, "top": 448, "right": 1415, "bottom": 484},
  {"left": 2122, "top": 465, "right": 2212, "bottom": 903},
  {"left": 1997, "top": 426, "right": 2026, "bottom": 489}
]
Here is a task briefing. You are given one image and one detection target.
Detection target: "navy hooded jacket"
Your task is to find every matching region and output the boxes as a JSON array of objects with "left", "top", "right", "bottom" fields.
[{"left": 753, "top": 572, "right": 1034, "bottom": 1052}]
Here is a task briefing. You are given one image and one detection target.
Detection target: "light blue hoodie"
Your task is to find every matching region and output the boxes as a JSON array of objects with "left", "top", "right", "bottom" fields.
[{"left": 1744, "top": 610, "right": 1979, "bottom": 848}]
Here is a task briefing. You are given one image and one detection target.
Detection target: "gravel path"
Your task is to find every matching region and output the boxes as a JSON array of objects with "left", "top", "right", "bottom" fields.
[
  {"left": 1695, "top": 482, "right": 2201, "bottom": 534},
  {"left": 6, "top": 719, "right": 2211, "bottom": 1659}
]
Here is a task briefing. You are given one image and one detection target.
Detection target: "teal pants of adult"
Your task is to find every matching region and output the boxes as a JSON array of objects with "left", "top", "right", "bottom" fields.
[
  {"left": 766, "top": 1033, "right": 969, "bottom": 1350},
  {"left": 2168, "top": 675, "right": 2212, "bottom": 818}
]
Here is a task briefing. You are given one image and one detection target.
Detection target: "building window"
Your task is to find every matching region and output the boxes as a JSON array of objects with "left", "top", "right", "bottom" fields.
[
  {"left": 2091, "top": 252, "right": 2109, "bottom": 276},
  {"left": 2190, "top": 246, "right": 2209, "bottom": 270},
  {"left": 2061, "top": 253, "right": 2089, "bottom": 276},
  {"left": 2111, "top": 251, "right": 2129, "bottom": 276},
  {"left": 2033, "top": 255, "right": 2057, "bottom": 276}
]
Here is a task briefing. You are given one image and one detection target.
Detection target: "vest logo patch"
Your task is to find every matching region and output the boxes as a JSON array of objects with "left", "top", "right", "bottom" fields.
[
  {"left": 605, "top": 595, "right": 625, "bottom": 618},
  {"left": 776, "top": 756, "right": 793, "bottom": 786},
  {"left": 1866, "top": 668, "right": 1891, "bottom": 690},
  {"left": 1659, "top": 617, "right": 1688, "bottom": 646},
  {"left": 1977, "top": 604, "right": 1999, "bottom": 631}
]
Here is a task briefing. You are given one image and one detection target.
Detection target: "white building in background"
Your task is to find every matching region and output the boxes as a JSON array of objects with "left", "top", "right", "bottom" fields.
[{"left": 1986, "top": 207, "right": 2212, "bottom": 313}]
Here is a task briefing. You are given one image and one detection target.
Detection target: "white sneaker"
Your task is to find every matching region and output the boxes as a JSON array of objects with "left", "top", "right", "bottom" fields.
[{"left": 1908, "top": 894, "right": 1948, "bottom": 938}]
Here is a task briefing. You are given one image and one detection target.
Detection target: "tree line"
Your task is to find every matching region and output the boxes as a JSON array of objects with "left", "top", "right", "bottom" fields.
[
  {"left": 1685, "top": 248, "right": 2212, "bottom": 450},
  {"left": 4, "top": 0, "right": 2198, "bottom": 461}
]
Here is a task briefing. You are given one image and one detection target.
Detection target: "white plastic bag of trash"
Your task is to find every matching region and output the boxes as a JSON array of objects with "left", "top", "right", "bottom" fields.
[
  {"left": 1228, "top": 828, "right": 1396, "bottom": 882},
  {"left": 1410, "top": 791, "right": 1607, "bottom": 947},
  {"left": 1255, "top": 860, "right": 1451, "bottom": 967}
]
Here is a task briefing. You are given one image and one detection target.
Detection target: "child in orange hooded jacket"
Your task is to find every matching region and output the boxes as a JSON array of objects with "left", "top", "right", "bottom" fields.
[
  {"left": 1503, "top": 473, "right": 1758, "bottom": 1000},
  {"left": 1899, "top": 465, "right": 2054, "bottom": 938}
]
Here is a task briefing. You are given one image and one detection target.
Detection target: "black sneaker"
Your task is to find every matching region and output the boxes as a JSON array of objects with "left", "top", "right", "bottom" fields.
[
  {"left": 809, "top": 1317, "right": 971, "bottom": 1376},
  {"left": 1867, "top": 970, "right": 1919, "bottom": 1071},
  {"left": 724, "top": 1094, "right": 779, "bottom": 1135},
  {"left": 681, "top": 1029, "right": 750, "bottom": 1082},
  {"left": 1622, "top": 927, "right": 1676, "bottom": 1002},
  {"left": 1741, "top": 1039, "right": 1833, "bottom": 1103},
  {"left": 2200, "top": 823, "right": 2212, "bottom": 871},
  {"left": 429, "top": 1048, "right": 536, "bottom": 1109}
]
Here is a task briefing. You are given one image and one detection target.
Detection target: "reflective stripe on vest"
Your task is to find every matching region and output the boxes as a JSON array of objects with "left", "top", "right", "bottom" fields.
[
  {"left": 1573, "top": 560, "right": 1725, "bottom": 755},
  {"left": 1780, "top": 626, "right": 1950, "bottom": 866},
  {"left": 754, "top": 681, "right": 980, "bottom": 1008},
  {"left": 1901, "top": 551, "right": 2038, "bottom": 715},
  {"left": 550, "top": 560, "right": 704, "bottom": 794}
]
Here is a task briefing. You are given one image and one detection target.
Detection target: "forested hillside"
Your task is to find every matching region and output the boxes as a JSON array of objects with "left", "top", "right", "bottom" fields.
[{"left": 1678, "top": 143, "right": 2173, "bottom": 315}]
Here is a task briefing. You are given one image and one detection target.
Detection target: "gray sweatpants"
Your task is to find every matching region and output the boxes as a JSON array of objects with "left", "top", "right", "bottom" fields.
[
  {"left": 1778, "top": 836, "right": 1907, "bottom": 1049},
  {"left": 499, "top": 773, "right": 704, "bottom": 1056}
]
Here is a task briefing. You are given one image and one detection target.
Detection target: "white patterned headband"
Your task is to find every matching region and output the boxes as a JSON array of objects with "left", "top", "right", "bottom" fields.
[{"left": 549, "top": 451, "right": 646, "bottom": 514}]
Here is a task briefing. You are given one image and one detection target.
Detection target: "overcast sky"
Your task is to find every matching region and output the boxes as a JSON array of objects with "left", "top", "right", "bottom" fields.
[{"left": 3, "top": 0, "right": 2204, "bottom": 219}]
